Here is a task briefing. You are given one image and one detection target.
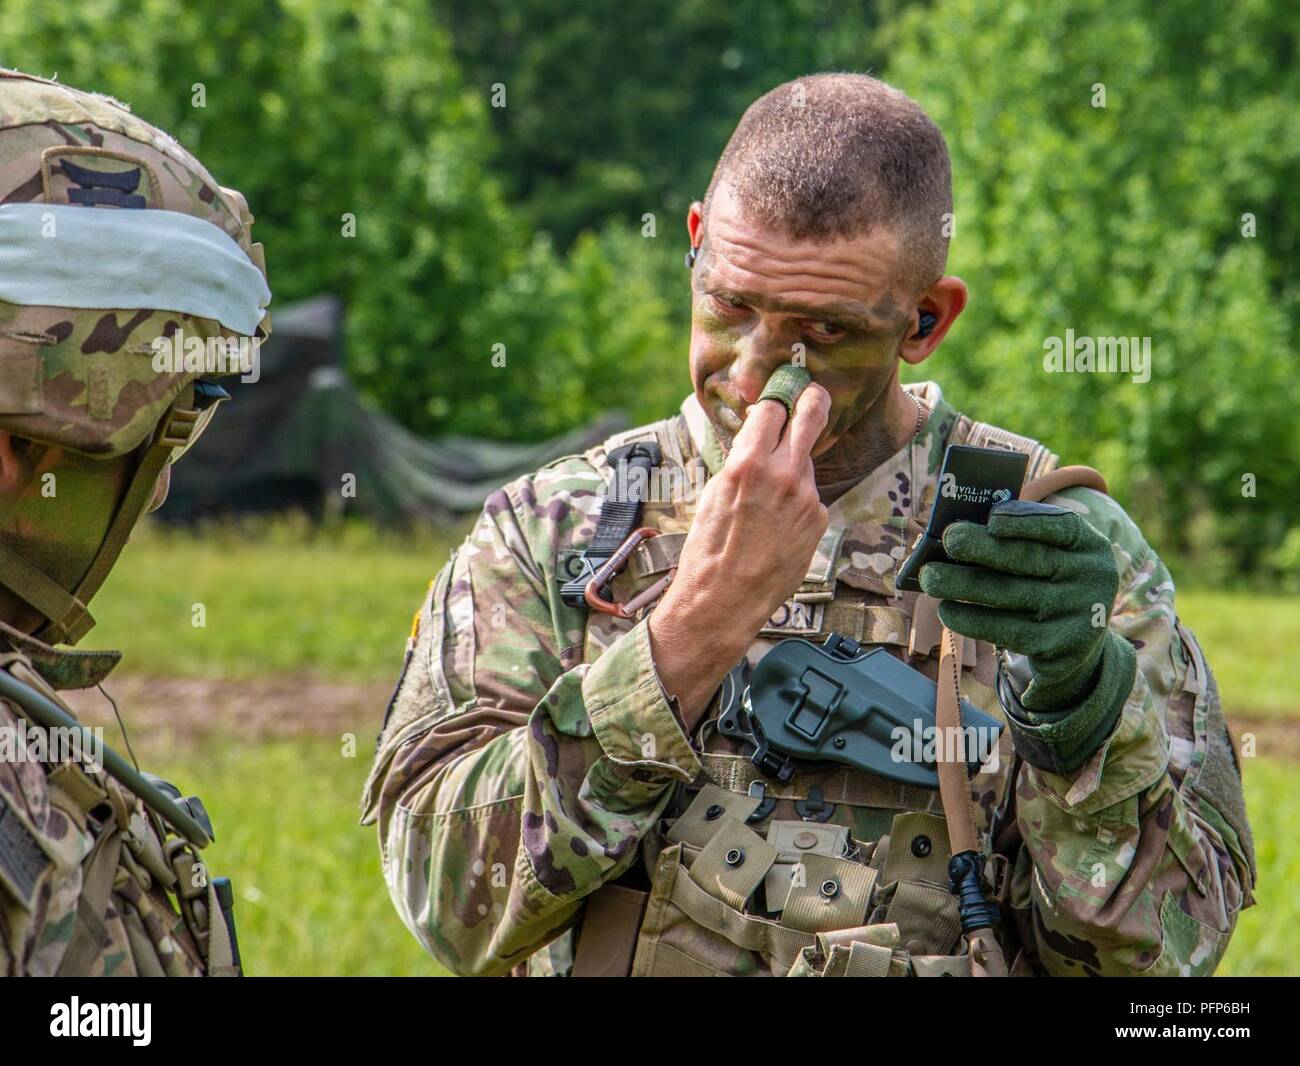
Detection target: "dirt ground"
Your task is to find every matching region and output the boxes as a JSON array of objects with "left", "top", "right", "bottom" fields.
[
  {"left": 61, "top": 674, "right": 394, "bottom": 751},
  {"left": 59, "top": 673, "right": 1300, "bottom": 762}
]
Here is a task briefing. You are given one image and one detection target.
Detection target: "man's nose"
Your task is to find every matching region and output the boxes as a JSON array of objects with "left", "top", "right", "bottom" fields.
[{"left": 729, "top": 322, "right": 799, "bottom": 405}]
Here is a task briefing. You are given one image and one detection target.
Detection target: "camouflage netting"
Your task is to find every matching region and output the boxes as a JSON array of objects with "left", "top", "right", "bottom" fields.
[{"left": 163, "top": 296, "right": 628, "bottom": 525}]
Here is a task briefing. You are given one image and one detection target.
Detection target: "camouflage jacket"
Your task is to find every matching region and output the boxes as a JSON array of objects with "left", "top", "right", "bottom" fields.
[
  {"left": 0, "top": 629, "right": 235, "bottom": 975},
  {"left": 362, "top": 382, "right": 1255, "bottom": 977}
]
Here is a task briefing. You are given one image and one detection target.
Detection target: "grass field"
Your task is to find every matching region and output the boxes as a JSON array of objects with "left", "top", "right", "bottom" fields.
[
  {"left": 78, "top": 517, "right": 1298, "bottom": 976},
  {"left": 149, "top": 735, "right": 447, "bottom": 977},
  {"left": 94, "top": 519, "right": 1300, "bottom": 711},
  {"left": 91, "top": 517, "right": 462, "bottom": 681}
]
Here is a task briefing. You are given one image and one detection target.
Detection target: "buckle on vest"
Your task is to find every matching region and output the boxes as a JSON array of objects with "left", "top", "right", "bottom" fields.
[
  {"left": 559, "top": 440, "right": 662, "bottom": 608},
  {"left": 581, "top": 527, "right": 675, "bottom": 619},
  {"left": 984, "top": 851, "right": 1012, "bottom": 906},
  {"left": 156, "top": 404, "right": 201, "bottom": 449}
]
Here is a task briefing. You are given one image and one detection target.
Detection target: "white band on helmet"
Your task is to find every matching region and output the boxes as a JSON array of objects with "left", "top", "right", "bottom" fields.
[{"left": 0, "top": 203, "right": 270, "bottom": 336}]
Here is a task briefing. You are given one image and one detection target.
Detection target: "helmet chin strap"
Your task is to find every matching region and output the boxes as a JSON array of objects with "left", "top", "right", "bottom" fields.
[{"left": 0, "top": 384, "right": 200, "bottom": 646}]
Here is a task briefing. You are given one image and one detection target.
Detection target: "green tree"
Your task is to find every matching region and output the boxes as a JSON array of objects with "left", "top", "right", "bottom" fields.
[
  {"left": 438, "top": 0, "right": 885, "bottom": 246},
  {"left": 3, "top": 0, "right": 521, "bottom": 433},
  {"left": 885, "top": 0, "right": 1300, "bottom": 574},
  {"left": 2, "top": 0, "right": 686, "bottom": 440}
]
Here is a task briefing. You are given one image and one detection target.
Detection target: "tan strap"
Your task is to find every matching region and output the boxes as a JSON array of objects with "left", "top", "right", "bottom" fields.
[
  {"left": 935, "top": 626, "right": 1008, "bottom": 977},
  {"left": 908, "top": 594, "right": 975, "bottom": 664},
  {"left": 55, "top": 827, "right": 123, "bottom": 976},
  {"left": 0, "top": 540, "right": 94, "bottom": 642},
  {"left": 1021, "top": 465, "right": 1107, "bottom": 504},
  {"left": 667, "top": 860, "right": 813, "bottom": 971},
  {"left": 630, "top": 532, "right": 687, "bottom": 578},
  {"left": 823, "top": 603, "right": 911, "bottom": 647},
  {"left": 936, "top": 629, "right": 978, "bottom": 855},
  {"left": 698, "top": 753, "right": 944, "bottom": 815}
]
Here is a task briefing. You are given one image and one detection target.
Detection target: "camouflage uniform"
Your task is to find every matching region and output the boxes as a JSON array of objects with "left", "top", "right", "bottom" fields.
[
  {"left": 0, "top": 70, "right": 269, "bottom": 975},
  {"left": 363, "top": 382, "right": 1255, "bottom": 977}
]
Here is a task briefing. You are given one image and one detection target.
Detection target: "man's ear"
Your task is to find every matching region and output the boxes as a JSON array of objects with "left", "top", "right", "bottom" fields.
[
  {"left": 899, "top": 276, "right": 968, "bottom": 366},
  {"left": 686, "top": 200, "right": 704, "bottom": 250}
]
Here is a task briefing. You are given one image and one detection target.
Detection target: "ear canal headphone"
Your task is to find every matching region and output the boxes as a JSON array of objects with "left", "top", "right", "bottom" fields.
[
  {"left": 915, "top": 310, "right": 937, "bottom": 338},
  {"left": 684, "top": 245, "right": 699, "bottom": 269}
]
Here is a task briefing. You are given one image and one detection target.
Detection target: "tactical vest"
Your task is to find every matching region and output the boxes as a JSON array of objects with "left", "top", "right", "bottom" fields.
[
  {"left": 563, "top": 406, "right": 1082, "bottom": 978},
  {"left": 0, "top": 647, "right": 238, "bottom": 976}
]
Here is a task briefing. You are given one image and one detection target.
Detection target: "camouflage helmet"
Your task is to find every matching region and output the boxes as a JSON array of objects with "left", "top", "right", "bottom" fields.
[{"left": 0, "top": 68, "right": 271, "bottom": 645}]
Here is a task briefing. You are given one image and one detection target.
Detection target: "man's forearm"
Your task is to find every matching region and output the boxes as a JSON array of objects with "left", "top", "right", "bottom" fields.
[{"left": 375, "top": 592, "right": 702, "bottom": 975}]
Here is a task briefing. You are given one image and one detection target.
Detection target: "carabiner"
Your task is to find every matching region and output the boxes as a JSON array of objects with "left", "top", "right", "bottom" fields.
[{"left": 583, "top": 527, "right": 675, "bottom": 618}]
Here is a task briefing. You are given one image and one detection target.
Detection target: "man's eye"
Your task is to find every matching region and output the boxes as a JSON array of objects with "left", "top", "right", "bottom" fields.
[
  {"left": 807, "top": 320, "right": 846, "bottom": 341},
  {"left": 709, "top": 293, "right": 748, "bottom": 313}
]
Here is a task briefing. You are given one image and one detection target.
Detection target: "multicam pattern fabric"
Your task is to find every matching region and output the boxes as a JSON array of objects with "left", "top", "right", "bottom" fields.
[
  {"left": 0, "top": 650, "right": 211, "bottom": 976},
  {"left": 363, "top": 381, "right": 1255, "bottom": 977},
  {"left": 0, "top": 68, "right": 267, "bottom": 460},
  {"left": 0, "top": 68, "right": 258, "bottom": 976}
]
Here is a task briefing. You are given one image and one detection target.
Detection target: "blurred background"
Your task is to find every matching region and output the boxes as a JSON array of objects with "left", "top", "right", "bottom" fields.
[{"left": 6, "top": 0, "right": 1296, "bottom": 975}]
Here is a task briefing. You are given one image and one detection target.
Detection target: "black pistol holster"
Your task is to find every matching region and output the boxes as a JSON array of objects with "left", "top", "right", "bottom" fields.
[{"left": 717, "top": 633, "right": 1003, "bottom": 789}]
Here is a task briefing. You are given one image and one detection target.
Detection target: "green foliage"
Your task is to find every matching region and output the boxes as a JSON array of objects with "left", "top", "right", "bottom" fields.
[
  {"left": 461, "top": 223, "right": 689, "bottom": 436},
  {"left": 438, "top": 0, "right": 885, "bottom": 245},
  {"left": 2, "top": 0, "right": 680, "bottom": 439},
  {"left": 4, "top": 0, "right": 1295, "bottom": 569},
  {"left": 885, "top": 0, "right": 1300, "bottom": 572}
]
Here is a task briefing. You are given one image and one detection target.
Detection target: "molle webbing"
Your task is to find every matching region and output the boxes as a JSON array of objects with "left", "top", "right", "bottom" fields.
[
  {"left": 823, "top": 603, "right": 911, "bottom": 648},
  {"left": 629, "top": 532, "right": 687, "bottom": 579},
  {"left": 629, "top": 534, "right": 916, "bottom": 648},
  {"left": 698, "top": 753, "right": 945, "bottom": 815},
  {"left": 958, "top": 418, "right": 1060, "bottom": 484},
  {"left": 658, "top": 846, "right": 814, "bottom": 971}
]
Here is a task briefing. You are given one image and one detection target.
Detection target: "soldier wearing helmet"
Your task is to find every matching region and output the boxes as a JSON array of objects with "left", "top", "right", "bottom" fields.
[{"left": 0, "top": 68, "right": 269, "bottom": 976}]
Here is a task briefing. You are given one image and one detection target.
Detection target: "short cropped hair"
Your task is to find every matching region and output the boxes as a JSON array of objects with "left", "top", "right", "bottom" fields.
[{"left": 703, "top": 73, "right": 953, "bottom": 295}]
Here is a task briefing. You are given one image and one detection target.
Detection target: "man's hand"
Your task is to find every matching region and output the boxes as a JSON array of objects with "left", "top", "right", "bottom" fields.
[
  {"left": 648, "top": 384, "right": 831, "bottom": 729},
  {"left": 918, "top": 499, "right": 1121, "bottom": 712}
]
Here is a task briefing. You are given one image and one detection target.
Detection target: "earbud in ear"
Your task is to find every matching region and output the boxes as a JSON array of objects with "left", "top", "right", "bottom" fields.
[
  {"left": 684, "top": 246, "right": 699, "bottom": 269},
  {"left": 915, "top": 310, "right": 937, "bottom": 338}
]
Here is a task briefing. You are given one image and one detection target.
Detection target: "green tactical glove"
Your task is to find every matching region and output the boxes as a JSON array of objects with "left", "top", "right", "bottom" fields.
[{"left": 918, "top": 499, "right": 1137, "bottom": 774}]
